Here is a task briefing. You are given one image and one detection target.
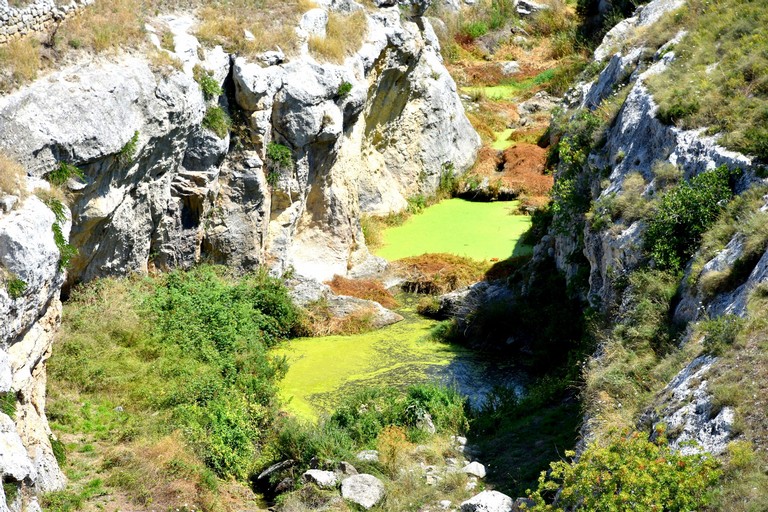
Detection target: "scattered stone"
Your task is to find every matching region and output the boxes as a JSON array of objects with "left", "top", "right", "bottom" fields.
[
  {"left": 274, "top": 477, "right": 294, "bottom": 494},
  {"left": 515, "top": 0, "right": 548, "bottom": 16},
  {"left": 355, "top": 450, "right": 379, "bottom": 463},
  {"left": 243, "top": 29, "right": 255, "bottom": 41},
  {"left": 337, "top": 461, "right": 359, "bottom": 476},
  {"left": 452, "top": 435, "right": 468, "bottom": 446},
  {"left": 0, "top": 195, "right": 18, "bottom": 213},
  {"left": 341, "top": 474, "right": 385, "bottom": 509},
  {"left": 462, "top": 461, "right": 486, "bottom": 478},
  {"left": 461, "top": 490, "right": 514, "bottom": 512},
  {"left": 465, "top": 476, "right": 478, "bottom": 491},
  {"left": 303, "top": 469, "right": 338, "bottom": 488},
  {"left": 439, "top": 500, "right": 452, "bottom": 510},
  {"left": 499, "top": 61, "right": 520, "bottom": 76}
]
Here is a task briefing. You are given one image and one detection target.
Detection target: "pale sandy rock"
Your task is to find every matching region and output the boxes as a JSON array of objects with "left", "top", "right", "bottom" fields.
[
  {"left": 461, "top": 490, "right": 512, "bottom": 512},
  {"left": 341, "top": 474, "right": 385, "bottom": 509}
]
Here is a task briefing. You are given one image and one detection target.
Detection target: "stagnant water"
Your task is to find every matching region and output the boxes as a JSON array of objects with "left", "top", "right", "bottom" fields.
[{"left": 276, "top": 199, "right": 531, "bottom": 420}]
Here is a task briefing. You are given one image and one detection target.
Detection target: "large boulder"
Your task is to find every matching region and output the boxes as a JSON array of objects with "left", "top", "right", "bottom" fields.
[
  {"left": 341, "top": 474, "right": 385, "bottom": 509},
  {"left": 461, "top": 490, "right": 514, "bottom": 512}
]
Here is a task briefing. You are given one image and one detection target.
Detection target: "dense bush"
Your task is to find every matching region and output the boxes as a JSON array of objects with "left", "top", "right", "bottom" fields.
[
  {"left": 266, "top": 142, "right": 293, "bottom": 186},
  {"left": 530, "top": 430, "right": 721, "bottom": 510},
  {"left": 202, "top": 106, "right": 231, "bottom": 139},
  {"left": 644, "top": 165, "right": 736, "bottom": 271}
]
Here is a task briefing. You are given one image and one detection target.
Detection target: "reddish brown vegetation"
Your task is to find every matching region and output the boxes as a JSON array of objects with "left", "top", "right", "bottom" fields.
[
  {"left": 394, "top": 254, "right": 489, "bottom": 294},
  {"left": 326, "top": 275, "right": 398, "bottom": 309}
]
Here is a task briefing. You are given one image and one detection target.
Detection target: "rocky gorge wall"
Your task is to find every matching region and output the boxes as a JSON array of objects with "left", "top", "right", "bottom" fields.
[
  {"left": 541, "top": 0, "right": 767, "bottom": 456},
  {"left": 0, "top": 1, "right": 480, "bottom": 509}
]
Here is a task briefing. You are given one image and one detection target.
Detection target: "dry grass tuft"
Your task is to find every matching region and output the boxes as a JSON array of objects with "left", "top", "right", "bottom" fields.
[
  {"left": 501, "top": 143, "right": 552, "bottom": 196},
  {"left": 0, "top": 153, "right": 27, "bottom": 199},
  {"left": 197, "top": 0, "right": 305, "bottom": 56},
  {"left": 394, "top": 253, "right": 489, "bottom": 295},
  {"left": 326, "top": 275, "right": 398, "bottom": 309},
  {"left": 0, "top": 36, "right": 41, "bottom": 90},
  {"left": 300, "top": 299, "right": 377, "bottom": 336},
  {"left": 58, "top": 0, "right": 145, "bottom": 53},
  {"left": 309, "top": 10, "right": 367, "bottom": 63}
]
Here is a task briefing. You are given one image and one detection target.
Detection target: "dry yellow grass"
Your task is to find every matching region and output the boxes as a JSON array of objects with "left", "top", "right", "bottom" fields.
[
  {"left": 308, "top": 10, "right": 367, "bottom": 63},
  {"left": 0, "top": 36, "right": 41, "bottom": 90},
  {"left": 197, "top": 0, "right": 306, "bottom": 56},
  {"left": 57, "top": 0, "right": 145, "bottom": 53},
  {"left": 0, "top": 152, "right": 27, "bottom": 199}
]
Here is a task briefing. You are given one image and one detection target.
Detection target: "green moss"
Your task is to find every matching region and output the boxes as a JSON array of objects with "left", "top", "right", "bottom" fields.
[
  {"left": 374, "top": 198, "right": 532, "bottom": 262},
  {"left": 491, "top": 129, "right": 514, "bottom": 151}
]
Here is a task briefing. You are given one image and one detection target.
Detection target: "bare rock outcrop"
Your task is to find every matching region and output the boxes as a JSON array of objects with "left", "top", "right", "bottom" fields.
[{"left": 0, "top": 195, "right": 69, "bottom": 512}]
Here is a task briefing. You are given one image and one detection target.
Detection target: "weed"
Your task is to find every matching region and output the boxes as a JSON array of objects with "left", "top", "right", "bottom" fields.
[
  {"left": 336, "top": 80, "right": 352, "bottom": 98},
  {"left": 700, "top": 315, "right": 743, "bottom": 355},
  {"left": 51, "top": 223, "right": 77, "bottom": 270},
  {"left": 203, "top": 106, "right": 231, "bottom": 139},
  {"left": 326, "top": 275, "right": 398, "bottom": 309},
  {"left": 0, "top": 391, "right": 16, "bottom": 417},
  {"left": 0, "top": 36, "right": 41, "bottom": 90},
  {"left": 3, "top": 482, "right": 18, "bottom": 505},
  {"left": 118, "top": 131, "right": 140, "bottom": 164},
  {"left": 6, "top": 277, "right": 27, "bottom": 299},
  {"left": 193, "top": 65, "right": 223, "bottom": 100},
  {"left": 378, "top": 425, "right": 409, "bottom": 477},
  {"left": 46, "top": 162, "right": 85, "bottom": 187},
  {"left": 266, "top": 142, "right": 293, "bottom": 186}
]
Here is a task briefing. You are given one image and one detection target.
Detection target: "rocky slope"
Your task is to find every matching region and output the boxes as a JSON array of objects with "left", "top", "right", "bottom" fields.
[{"left": 0, "top": 1, "right": 479, "bottom": 509}]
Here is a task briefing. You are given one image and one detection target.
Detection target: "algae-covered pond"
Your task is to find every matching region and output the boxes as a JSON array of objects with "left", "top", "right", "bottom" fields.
[
  {"left": 374, "top": 198, "right": 531, "bottom": 262},
  {"left": 277, "top": 198, "right": 531, "bottom": 420}
]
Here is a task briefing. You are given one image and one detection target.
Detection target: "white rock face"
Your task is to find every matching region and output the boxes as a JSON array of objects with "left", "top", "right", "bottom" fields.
[
  {"left": 0, "top": 196, "right": 69, "bottom": 511},
  {"left": 460, "top": 490, "right": 513, "bottom": 512},
  {"left": 640, "top": 355, "right": 735, "bottom": 455},
  {"left": 341, "top": 474, "right": 385, "bottom": 509},
  {"left": 302, "top": 469, "right": 338, "bottom": 488}
]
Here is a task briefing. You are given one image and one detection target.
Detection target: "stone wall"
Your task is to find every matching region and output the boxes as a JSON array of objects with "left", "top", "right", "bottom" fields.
[{"left": 0, "top": 0, "right": 91, "bottom": 44}]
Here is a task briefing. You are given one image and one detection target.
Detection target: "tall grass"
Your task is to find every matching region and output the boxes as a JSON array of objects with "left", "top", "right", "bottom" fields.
[{"left": 308, "top": 10, "right": 367, "bottom": 63}]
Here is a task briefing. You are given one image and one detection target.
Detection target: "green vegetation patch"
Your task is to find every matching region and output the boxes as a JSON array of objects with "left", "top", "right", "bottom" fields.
[
  {"left": 275, "top": 307, "right": 469, "bottom": 421},
  {"left": 646, "top": 0, "right": 768, "bottom": 161},
  {"left": 491, "top": 128, "right": 514, "bottom": 151},
  {"left": 374, "top": 198, "right": 532, "bottom": 262},
  {"left": 48, "top": 266, "right": 301, "bottom": 480}
]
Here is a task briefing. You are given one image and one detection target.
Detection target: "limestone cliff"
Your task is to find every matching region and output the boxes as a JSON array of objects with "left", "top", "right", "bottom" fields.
[{"left": 0, "top": 0, "right": 479, "bottom": 508}]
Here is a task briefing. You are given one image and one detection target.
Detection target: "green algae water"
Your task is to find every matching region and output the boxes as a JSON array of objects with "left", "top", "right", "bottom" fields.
[
  {"left": 277, "top": 199, "right": 530, "bottom": 420},
  {"left": 375, "top": 198, "right": 531, "bottom": 262}
]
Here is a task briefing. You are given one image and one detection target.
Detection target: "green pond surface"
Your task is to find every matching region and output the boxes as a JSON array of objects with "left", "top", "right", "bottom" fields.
[
  {"left": 277, "top": 199, "right": 531, "bottom": 420},
  {"left": 375, "top": 198, "right": 532, "bottom": 262}
]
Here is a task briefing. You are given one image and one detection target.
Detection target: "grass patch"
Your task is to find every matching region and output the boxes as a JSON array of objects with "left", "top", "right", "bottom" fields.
[
  {"left": 0, "top": 35, "right": 41, "bottom": 91},
  {"left": 646, "top": 0, "right": 768, "bottom": 161},
  {"left": 308, "top": 10, "right": 367, "bottom": 64}
]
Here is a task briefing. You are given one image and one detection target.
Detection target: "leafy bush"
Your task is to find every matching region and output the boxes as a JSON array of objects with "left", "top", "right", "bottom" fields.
[
  {"left": 203, "top": 106, "right": 231, "bottom": 139},
  {"left": 46, "top": 162, "right": 85, "bottom": 187},
  {"left": 530, "top": 430, "right": 721, "bottom": 510},
  {"left": 645, "top": 165, "right": 736, "bottom": 272},
  {"left": 193, "top": 65, "right": 223, "bottom": 100}
]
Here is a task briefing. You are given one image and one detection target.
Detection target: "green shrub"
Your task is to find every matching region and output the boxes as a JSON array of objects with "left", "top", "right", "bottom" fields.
[
  {"left": 336, "top": 80, "right": 352, "bottom": 98},
  {"left": 46, "top": 162, "right": 85, "bottom": 187},
  {"left": 6, "top": 277, "right": 27, "bottom": 299},
  {"left": 50, "top": 436, "right": 67, "bottom": 466},
  {"left": 265, "top": 142, "right": 293, "bottom": 186},
  {"left": 644, "top": 165, "right": 736, "bottom": 272},
  {"left": 203, "top": 106, "right": 231, "bottom": 139},
  {"left": 193, "top": 65, "right": 223, "bottom": 100},
  {"left": 700, "top": 314, "right": 743, "bottom": 355},
  {"left": 3, "top": 482, "right": 18, "bottom": 505},
  {"left": 118, "top": 130, "right": 140, "bottom": 164},
  {"left": 530, "top": 430, "right": 721, "bottom": 510},
  {"left": 52, "top": 223, "right": 77, "bottom": 270},
  {"left": 460, "top": 20, "right": 488, "bottom": 39}
]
